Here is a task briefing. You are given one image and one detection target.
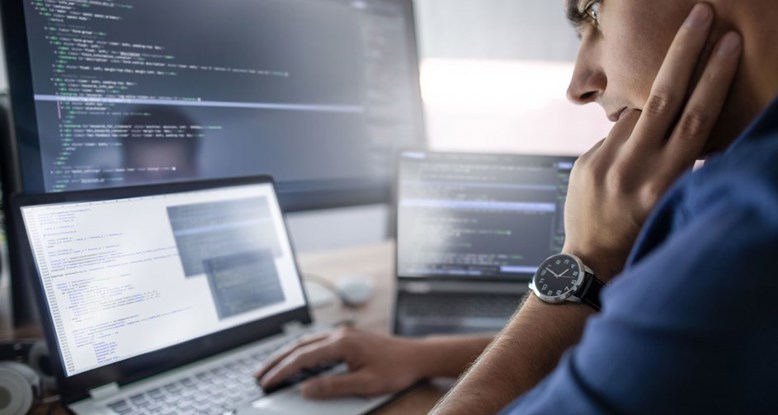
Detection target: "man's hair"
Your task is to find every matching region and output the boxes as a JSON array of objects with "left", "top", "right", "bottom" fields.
[{"left": 565, "top": 0, "right": 590, "bottom": 27}]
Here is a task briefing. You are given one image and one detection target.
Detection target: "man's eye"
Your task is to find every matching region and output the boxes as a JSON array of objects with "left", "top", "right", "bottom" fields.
[{"left": 585, "top": 1, "right": 601, "bottom": 27}]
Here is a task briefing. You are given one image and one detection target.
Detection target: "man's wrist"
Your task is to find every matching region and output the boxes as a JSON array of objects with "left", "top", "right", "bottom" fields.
[
  {"left": 404, "top": 337, "right": 438, "bottom": 379},
  {"left": 561, "top": 244, "right": 628, "bottom": 283}
]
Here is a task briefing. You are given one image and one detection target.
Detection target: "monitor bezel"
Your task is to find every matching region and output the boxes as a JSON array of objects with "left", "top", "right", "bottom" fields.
[
  {"left": 0, "top": 0, "right": 40, "bottom": 195},
  {"left": 10, "top": 175, "right": 314, "bottom": 404}
]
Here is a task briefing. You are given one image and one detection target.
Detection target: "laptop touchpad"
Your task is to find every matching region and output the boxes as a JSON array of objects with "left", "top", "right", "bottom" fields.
[{"left": 237, "top": 385, "right": 388, "bottom": 415}]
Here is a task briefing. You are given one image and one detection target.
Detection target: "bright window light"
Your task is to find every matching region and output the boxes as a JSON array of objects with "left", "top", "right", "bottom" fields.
[{"left": 420, "top": 58, "right": 613, "bottom": 156}]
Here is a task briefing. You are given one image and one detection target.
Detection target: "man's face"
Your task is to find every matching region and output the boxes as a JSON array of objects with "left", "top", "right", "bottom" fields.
[{"left": 566, "top": 0, "right": 694, "bottom": 122}]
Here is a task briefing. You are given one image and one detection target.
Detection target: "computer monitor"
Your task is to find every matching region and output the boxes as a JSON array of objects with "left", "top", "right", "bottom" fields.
[
  {"left": 0, "top": 0, "right": 425, "bottom": 326},
  {"left": 0, "top": 0, "right": 424, "bottom": 208}
]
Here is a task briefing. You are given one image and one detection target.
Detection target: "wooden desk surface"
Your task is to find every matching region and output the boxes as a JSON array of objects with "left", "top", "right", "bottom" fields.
[{"left": 11, "top": 240, "right": 448, "bottom": 414}]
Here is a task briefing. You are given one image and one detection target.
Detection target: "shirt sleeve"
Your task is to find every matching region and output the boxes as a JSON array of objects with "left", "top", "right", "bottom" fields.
[{"left": 500, "top": 174, "right": 778, "bottom": 415}]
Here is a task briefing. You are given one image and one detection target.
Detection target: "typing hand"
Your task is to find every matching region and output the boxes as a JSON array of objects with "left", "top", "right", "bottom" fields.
[
  {"left": 563, "top": 3, "right": 741, "bottom": 282},
  {"left": 259, "top": 360, "right": 341, "bottom": 395},
  {"left": 256, "top": 327, "right": 423, "bottom": 399}
]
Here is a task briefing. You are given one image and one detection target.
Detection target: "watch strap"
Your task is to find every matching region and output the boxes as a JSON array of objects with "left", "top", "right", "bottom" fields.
[{"left": 577, "top": 272, "right": 604, "bottom": 311}]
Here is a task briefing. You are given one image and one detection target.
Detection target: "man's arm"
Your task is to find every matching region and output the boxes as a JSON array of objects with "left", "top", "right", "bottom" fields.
[
  {"left": 427, "top": 99, "right": 640, "bottom": 415},
  {"left": 256, "top": 327, "right": 492, "bottom": 398},
  {"left": 431, "top": 295, "right": 594, "bottom": 414}
]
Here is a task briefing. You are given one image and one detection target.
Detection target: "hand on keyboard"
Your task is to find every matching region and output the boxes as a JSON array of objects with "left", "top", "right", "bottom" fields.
[
  {"left": 255, "top": 327, "right": 423, "bottom": 399},
  {"left": 260, "top": 360, "right": 340, "bottom": 395}
]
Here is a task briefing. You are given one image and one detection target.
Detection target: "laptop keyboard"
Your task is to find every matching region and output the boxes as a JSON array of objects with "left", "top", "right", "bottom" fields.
[
  {"left": 402, "top": 292, "right": 523, "bottom": 319},
  {"left": 105, "top": 332, "right": 313, "bottom": 415}
]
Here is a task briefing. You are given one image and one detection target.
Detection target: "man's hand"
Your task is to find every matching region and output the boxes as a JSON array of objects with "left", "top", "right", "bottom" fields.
[
  {"left": 256, "top": 327, "right": 491, "bottom": 399},
  {"left": 256, "top": 327, "right": 422, "bottom": 398},
  {"left": 563, "top": 3, "right": 742, "bottom": 281}
]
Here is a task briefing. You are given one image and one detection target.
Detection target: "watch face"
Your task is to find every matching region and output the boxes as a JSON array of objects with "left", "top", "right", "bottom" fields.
[{"left": 533, "top": 254, "right": 584, "bottom": 301}]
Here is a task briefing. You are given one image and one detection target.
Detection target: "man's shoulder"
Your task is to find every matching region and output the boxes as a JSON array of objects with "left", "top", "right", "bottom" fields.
[
  {"left": 628, "top": 129, "right": 778, "bottom": 266},
  {"left": 614, "top": 130, "right": 778, "bottom": 328}
]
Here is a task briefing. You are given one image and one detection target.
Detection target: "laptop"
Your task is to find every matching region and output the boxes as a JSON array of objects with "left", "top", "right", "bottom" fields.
[
  {"left": 11, "top": 176, "right": 391, "bottom": 415},
  {"left": 393, "top": 151, "right": 577, "bottom": 336}
]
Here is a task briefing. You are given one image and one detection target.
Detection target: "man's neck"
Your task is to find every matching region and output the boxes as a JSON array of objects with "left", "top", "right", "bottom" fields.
[{"left": 706, "top": 1, "right": 778, "bottom": 153}]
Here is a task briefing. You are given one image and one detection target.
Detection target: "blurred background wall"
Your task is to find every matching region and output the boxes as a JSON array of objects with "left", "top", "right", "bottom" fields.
[
  {"left": 415, "top": 0, "right": 611, "bottom": 156},
  {"left": 416, "top": 0, "right": 579, "bottom": 60}
]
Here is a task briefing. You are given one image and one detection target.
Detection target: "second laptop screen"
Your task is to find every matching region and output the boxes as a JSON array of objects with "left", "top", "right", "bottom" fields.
[{"left": 397, "top": 152, "right": 574, "bottom": 280}]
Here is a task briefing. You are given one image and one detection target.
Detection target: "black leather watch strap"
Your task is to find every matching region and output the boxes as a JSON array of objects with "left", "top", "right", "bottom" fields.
[{"left": 577, "top": 273, "right": 604, "bottom": 311}]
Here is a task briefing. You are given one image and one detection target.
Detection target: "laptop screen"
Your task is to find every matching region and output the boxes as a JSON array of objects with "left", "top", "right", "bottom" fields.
[
  {"left": 20, "top": 182, "right": 306, "bottom": 378},
  {"left": 397, "top": 151, "right": 575, "bottom": 280}
]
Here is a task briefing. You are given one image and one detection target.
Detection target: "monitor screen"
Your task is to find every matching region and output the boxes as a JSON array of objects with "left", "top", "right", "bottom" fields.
[
  {"left": 397, "top": 151, "right": 575, "bottom": 280},
  {"left": 1, "top": 0, "right": 424, "bottom": 211}
]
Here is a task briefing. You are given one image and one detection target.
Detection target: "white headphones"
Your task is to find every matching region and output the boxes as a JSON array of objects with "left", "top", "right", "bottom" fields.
[
  {"left": 0, "top": 340, "right": 53, "bottom": 415},
  {"left": 0, "top": 361, "right": 41, "bottom": 415}
]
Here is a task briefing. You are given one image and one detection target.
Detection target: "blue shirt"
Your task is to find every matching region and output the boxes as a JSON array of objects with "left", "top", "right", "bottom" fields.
[{"left": 501, "top": 98, "right": 778, "bottom": 415}]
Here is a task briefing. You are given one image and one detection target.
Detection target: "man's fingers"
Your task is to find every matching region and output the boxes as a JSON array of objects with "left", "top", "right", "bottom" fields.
[
  {"left": 255, "top": 333, "right": 329, "bottom": 379},
  {"left": 664, "top": 31, "right": 741, "bottom": 170},
  {"left": 258, "top": 340, "right": 345, "bottom": 388},
  {"left": 608, "top": 109, "right": 640, "bottom": 143},
  {"left": 578, "top": 111, "right": 639, "bottom": 174},
  {"left": 631, "top": 3, "right": 714, "bottom": 149},
  {"left": 592, "top": 108, "right": 640, "bottom": 152},
  {"left": 300, "top": 372, "right": 374, "bottom": 399}
]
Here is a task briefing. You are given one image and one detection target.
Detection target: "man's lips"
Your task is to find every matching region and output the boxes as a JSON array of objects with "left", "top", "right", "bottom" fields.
[{"left": 608, "top": 107, "right": 631, "bottom": 122}]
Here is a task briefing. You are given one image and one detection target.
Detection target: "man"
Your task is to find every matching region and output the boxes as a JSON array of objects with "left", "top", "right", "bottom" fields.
[{"left": 257, "top": 0, "right": 778, "bottom": 413}]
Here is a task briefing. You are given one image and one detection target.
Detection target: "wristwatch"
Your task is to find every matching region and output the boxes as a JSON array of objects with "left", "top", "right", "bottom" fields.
[{"left": 529, "top": 253, "right": 604, "bottom": 311}]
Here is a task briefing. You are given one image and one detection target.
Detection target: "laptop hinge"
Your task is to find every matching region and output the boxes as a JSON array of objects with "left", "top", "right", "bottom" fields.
[
  {"left": 282, "top": 321, "right": 305, "bottom": 335},
  {"left": 89, "top": 382, "right": 120, "bottom": 400}
]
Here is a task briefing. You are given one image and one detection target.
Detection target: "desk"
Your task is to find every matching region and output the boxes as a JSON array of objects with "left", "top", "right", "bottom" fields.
[{"left": 6, "top": 240, "right": 448, "bottom": 414}]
